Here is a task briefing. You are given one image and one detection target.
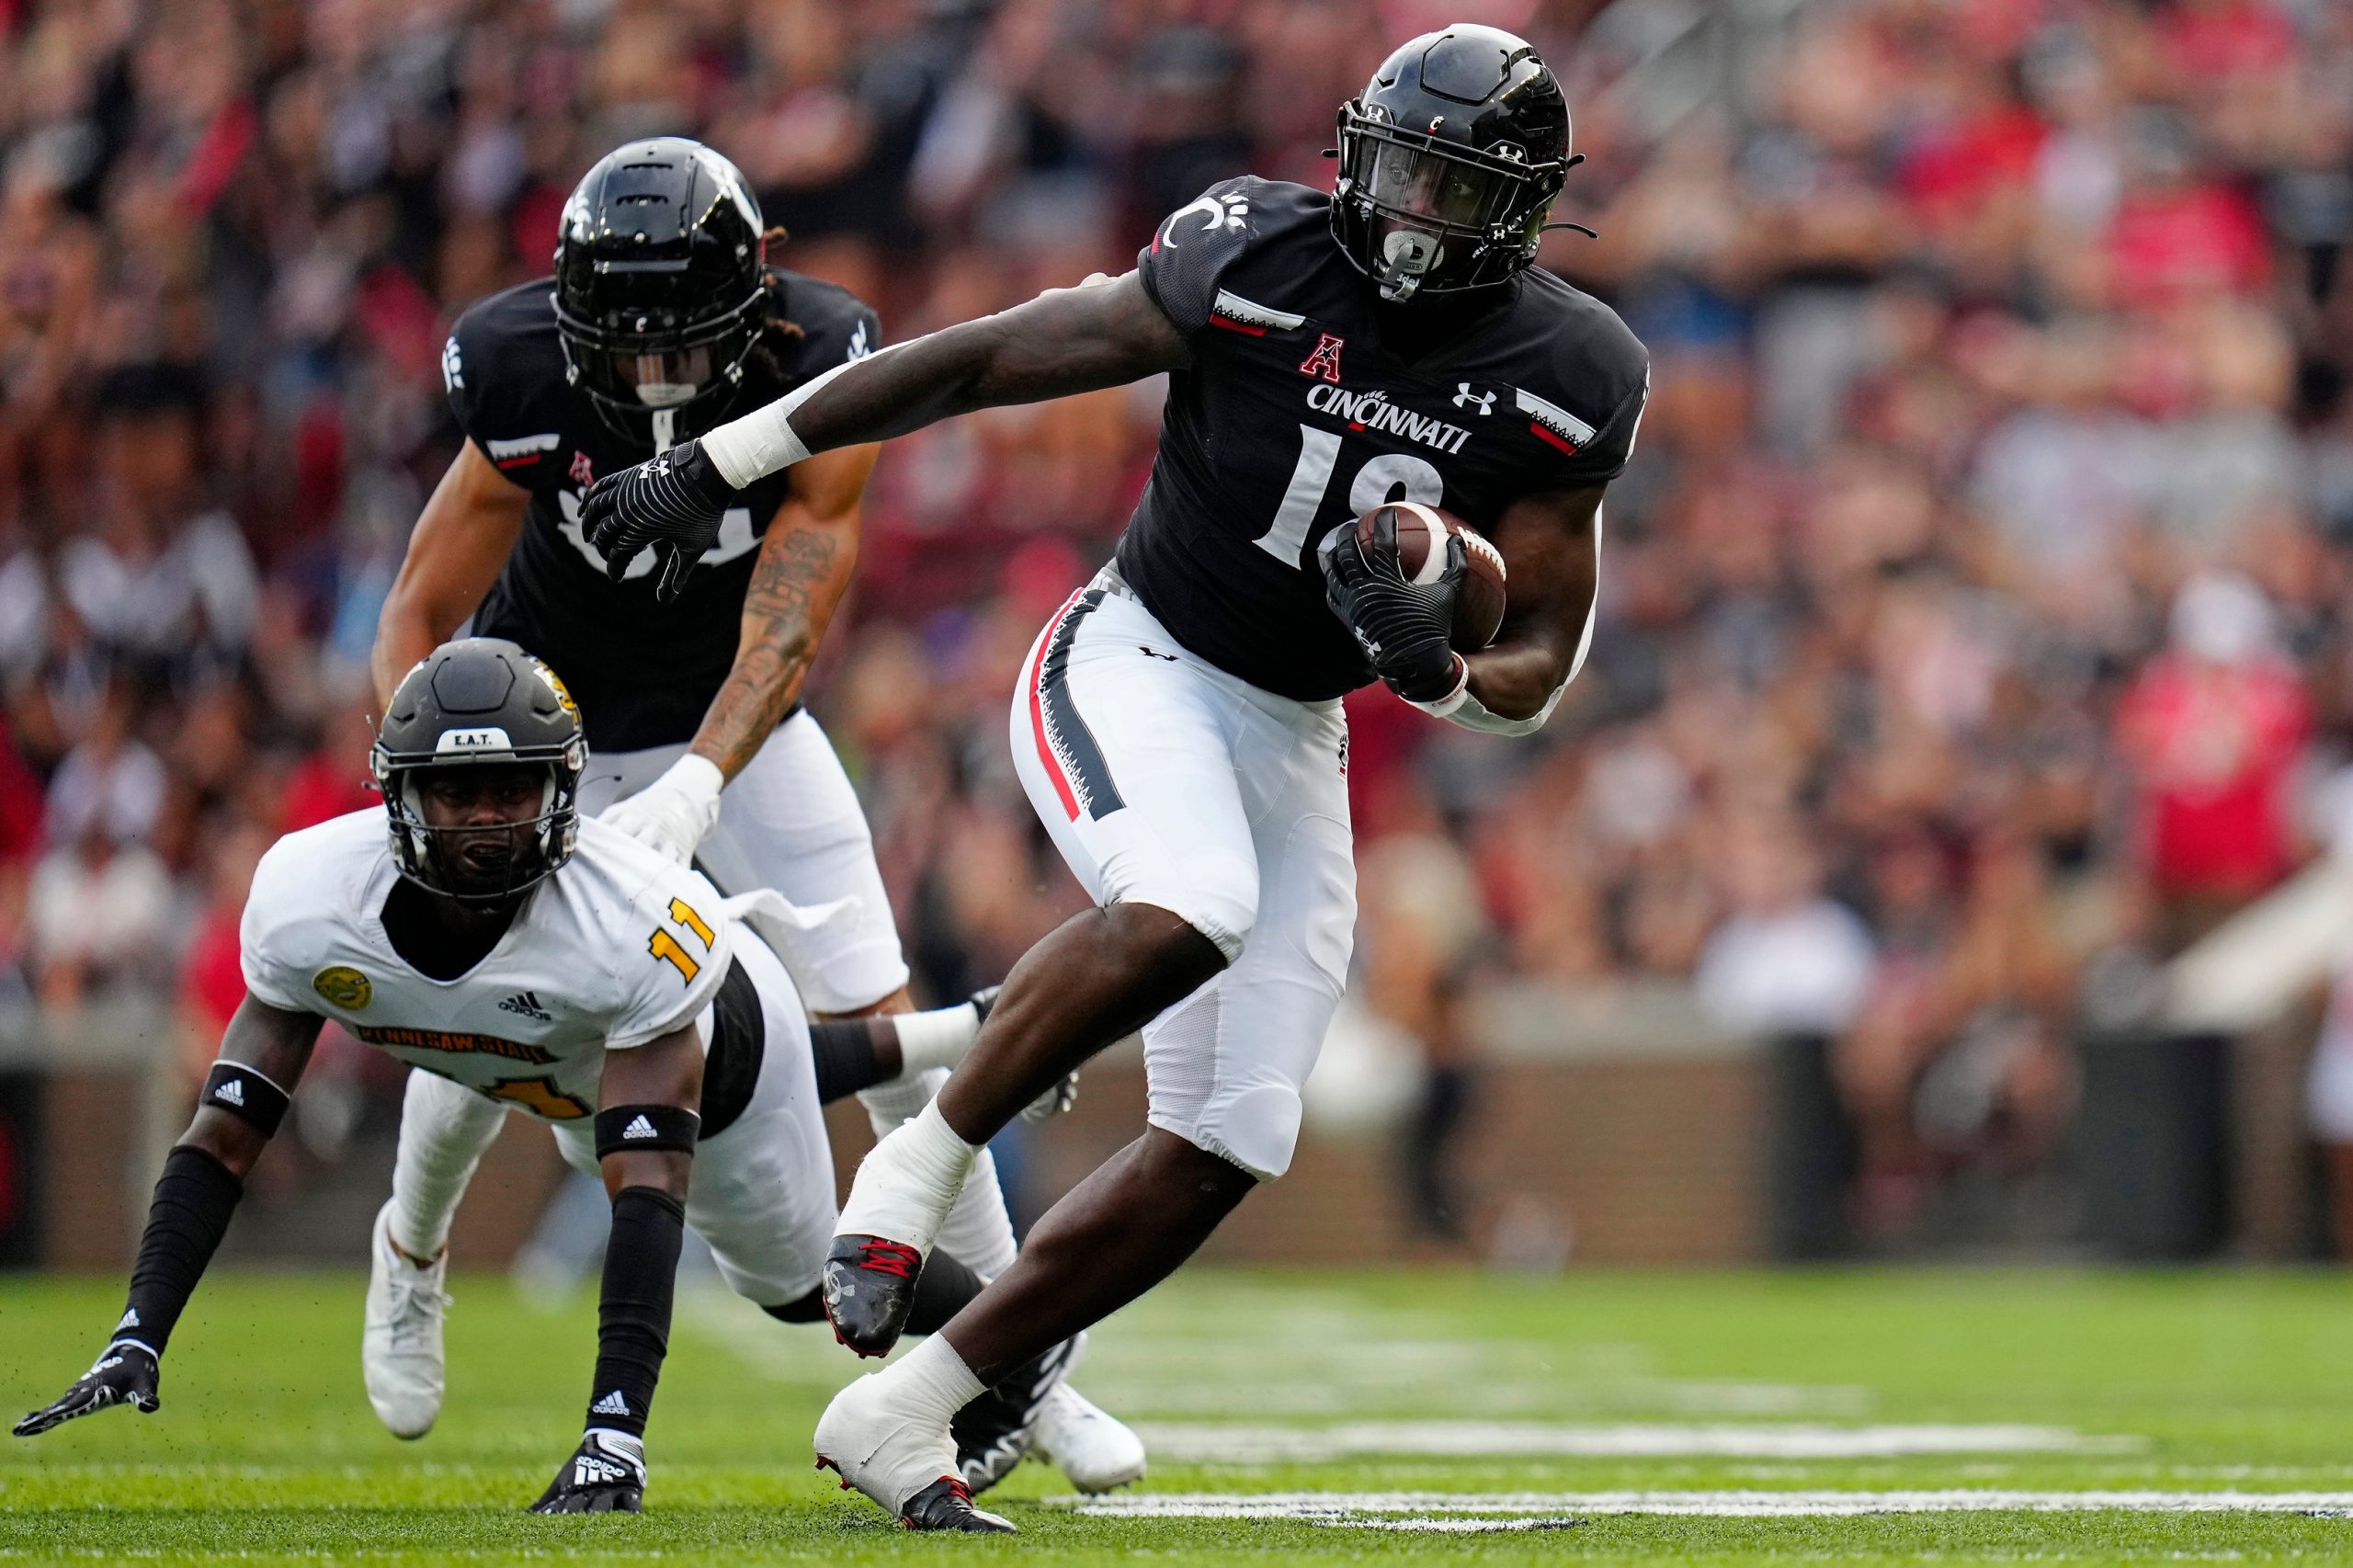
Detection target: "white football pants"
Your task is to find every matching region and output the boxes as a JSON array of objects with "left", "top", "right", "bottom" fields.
[{"left": 1008, "top": 568, "right": 1358, "bottom": 1180}]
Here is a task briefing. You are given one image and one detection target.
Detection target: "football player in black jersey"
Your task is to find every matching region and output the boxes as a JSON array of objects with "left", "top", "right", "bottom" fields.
[
  {"left": 578, "top": 29, "right": 1648, "bottom": 1531},
  {"left": 359, "top": 140, "right": 1139, "bottom": 1502}
]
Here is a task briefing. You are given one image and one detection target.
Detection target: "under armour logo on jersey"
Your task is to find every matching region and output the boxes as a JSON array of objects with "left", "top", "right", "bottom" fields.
[
  {"left": 1454, "top": 383, "right": 1495, "bottom": 415},
  {"left": 1156, "top": 191, "right": 1249, "bottom": 250},
  {"left": 1298, "top": 332, "right": 1346, "bottom": 384},
  {"left": 591, "top": 1390, "right": 631, "bottom": 1416},
  {"left": 570, "top": 449, "right": 595, "bottom": 489},
  {"left": 622, "top": 1115, "right": 657, "bottom": 1141},
  {"left": 499, "top": 991, "right": 553, "bottom": 1022},
  {"left": 213, "top": 1078, "right": 245, "bottom": 1108}
]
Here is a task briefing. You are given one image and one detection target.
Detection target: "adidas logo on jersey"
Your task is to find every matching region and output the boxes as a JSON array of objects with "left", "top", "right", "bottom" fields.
[
  {"left": 591, "top": 1390, "right": 631, "bottom": 1416},
  {"left": 499, "top": 991, "right": 552, "bottom": 1022},
  {"left": 621, "top": 1115, "right": 656, "bottom": 1141},
  {"left": 214, "top": 1078, "right": 244, "bottom": 1107}
]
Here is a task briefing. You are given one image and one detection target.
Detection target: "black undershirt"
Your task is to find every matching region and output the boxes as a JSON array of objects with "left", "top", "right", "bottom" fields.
[{"left": 380, "top": 878, "right": 517, "bottom": 980}]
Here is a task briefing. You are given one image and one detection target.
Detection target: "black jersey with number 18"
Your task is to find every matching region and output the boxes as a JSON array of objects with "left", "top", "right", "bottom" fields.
[
  {"left": 441, "top": 274, "right": 880, "bottom": 752},
  {"left": 1124, "top": 176, "right": 1649, "bottom": 702}
]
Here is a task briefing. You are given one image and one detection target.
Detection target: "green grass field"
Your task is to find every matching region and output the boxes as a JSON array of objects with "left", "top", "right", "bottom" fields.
[{"left": 6, "top": 1267, "right": 2353, "bottom": 1562}]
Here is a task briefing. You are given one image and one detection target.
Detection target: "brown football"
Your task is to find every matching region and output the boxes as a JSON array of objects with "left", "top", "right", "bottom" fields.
[{"left": 1353, "top": 502, "right": 1508, "bottom": 653}]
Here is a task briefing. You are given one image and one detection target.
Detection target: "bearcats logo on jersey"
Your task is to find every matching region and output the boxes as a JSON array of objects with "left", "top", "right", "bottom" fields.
[{"left": 1125, "top": 176, "right": 1648, "bottom": 702}]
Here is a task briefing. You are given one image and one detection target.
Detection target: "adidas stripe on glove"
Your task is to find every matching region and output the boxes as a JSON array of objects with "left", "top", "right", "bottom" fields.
[{"left": 530, "top": 1427, "right": 647, "bottom": 1514}]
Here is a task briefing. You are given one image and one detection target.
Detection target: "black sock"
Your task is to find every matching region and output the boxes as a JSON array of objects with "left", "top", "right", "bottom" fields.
[
  {"left": 118, "top": 1146, "right": 244, "bottom": 1356},
  {"left": 583, "top": 1187, "right": 685, "bottom": 1437},
  {"left": 906, "top": 1248, "right": 986, "bottom": 1336}
]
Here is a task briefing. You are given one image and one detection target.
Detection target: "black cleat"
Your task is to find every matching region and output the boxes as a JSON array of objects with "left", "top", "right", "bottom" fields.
[
  {"left": 821, "top": 1234, "right": 924, "bottom": 1358},
  {"left": 900, "top": 1475, "right": 1017, "bottom": 1533},
  {"left": 952, "top": 1334, "right": 1082, "bottom": 1494}
]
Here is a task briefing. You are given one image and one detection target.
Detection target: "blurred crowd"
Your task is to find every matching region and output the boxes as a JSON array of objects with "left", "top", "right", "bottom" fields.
[{"left": 1, "top": 0, "right": 2350, "bottom": 1248}]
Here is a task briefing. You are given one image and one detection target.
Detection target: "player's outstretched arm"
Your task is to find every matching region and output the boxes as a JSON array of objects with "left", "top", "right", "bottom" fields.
[
  {"left": 14, "top": 999, "right": 322, "bottom": 1437},
  {"left": 530, "top": 1024, "right": 701, "bottom": 1514},
  {"left": 371, "top": 440, "right": 531, "bottom": 709},
  {"left": 579, "top": 272, "right": 1188, "bottom": 597}
]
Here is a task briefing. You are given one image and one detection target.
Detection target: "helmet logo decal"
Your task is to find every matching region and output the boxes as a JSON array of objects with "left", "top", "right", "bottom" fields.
[
  {"left": 532, "top": 661, "right": 582, "bottom": 722},
  {"left": 313, "top": 968, "right": 372, "bottom": 1010},
  {"left": 1156, "top": 192, "right": 1250, "bottom": 251},
  {"left": 1297, "top": 333, "right": 1347, "bottom": 385}
]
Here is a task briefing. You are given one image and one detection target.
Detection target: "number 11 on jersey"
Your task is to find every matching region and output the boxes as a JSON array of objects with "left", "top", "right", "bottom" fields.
[{"left": 648, "top": 896, "right": 713, "bottom": 984}]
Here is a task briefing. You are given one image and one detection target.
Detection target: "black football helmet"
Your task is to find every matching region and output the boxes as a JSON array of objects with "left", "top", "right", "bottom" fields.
[
  {"left": 1333, "top": 26, "right": 1574, "bottom": 301},
  {"left": 371, "top": 639, "right": 589, "bottom": 906},
  {"left": 552, "top": 138, "right": 768, "bottom": 433}
]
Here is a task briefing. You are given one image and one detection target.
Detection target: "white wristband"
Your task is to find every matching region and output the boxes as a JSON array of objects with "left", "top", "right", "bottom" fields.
[
  {"left": 1410, "top": 673, "right": 1570, "bottom": 736},
  {"left": 699, "top": 337, "right": 914, "bottom": 489}
]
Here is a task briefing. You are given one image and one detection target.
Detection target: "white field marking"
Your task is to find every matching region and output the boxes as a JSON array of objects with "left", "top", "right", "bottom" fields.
[
  {"left": 1063, "top": 1489, "right": 2353, "bottom": 1523},
  {"left": 1067, "top": 1281, "right": 1867, "bottom": 1419},
  {"left": 677, "top": 1283, "right": 1866, "bottom": 1420},
  {"left": 1132, "top": 1421, "right": 2140, "bottom": 1463}
]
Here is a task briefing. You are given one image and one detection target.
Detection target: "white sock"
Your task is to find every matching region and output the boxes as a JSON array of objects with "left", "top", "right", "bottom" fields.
[
  {"left": 886, "top": 1332, "right": 986, "bottom": 1427},
  {"left": 837, "top": 1099, "right": 979, "bottom": 1249},
  {"left": 892, "top": 1002, "right": 979, "bottom": 1078},
  {"left": 856, "top": 1068, "right": 1017, "bottom": 1275},
  {"left": 936, "top": 1148, "right": 1019, "bottom": 1278},
  {"left": 389, "top": 1071, "right": 508, "bottom": 1258}
]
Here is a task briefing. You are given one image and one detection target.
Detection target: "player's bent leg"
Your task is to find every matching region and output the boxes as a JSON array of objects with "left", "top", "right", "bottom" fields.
[
  {"left": 823, "top": 590, "right": 1255, "bottom": 1358},
  {"left": 366, "top": 1071, "right": 506, "bottom": 1438},
  {"left": 824, "top": 903, "right": 1226, "bottom": 1357}
]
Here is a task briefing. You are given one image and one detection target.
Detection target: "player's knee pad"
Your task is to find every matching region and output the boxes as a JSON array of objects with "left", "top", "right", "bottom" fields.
[
  {"left": 1161, "top": 1081, "right": 1302, "bottom": 1184},
  {"left": 1116, "top": 848, "right": 1257, "bottom": 964}
]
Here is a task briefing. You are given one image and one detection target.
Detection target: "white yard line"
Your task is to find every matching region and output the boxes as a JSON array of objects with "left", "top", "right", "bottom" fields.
[
  {"left": 1065, "top": 1489, "right": 2353, "bottom": 1525},
  {"left": 1133, "top": 1421, "right": 2140, "bottom": 1462}
]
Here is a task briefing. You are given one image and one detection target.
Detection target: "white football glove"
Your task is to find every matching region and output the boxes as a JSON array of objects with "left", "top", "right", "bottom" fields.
[{"left": 600, "top": 755, "right": 723, "bottom": 866}]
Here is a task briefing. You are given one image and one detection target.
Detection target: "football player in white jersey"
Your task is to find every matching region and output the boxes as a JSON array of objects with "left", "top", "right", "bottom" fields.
[
  {"left": 363, "top": 140, "right": 1111, "bottom": 1489},
  {"left": 10, "top": 641, "right": 1119, "bottom": 1525}
]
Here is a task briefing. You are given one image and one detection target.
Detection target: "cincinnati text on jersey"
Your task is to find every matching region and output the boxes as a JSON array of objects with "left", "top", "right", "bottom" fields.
[
  {"left": 350, "top": 1024, "right": 558, "bottom": 1065},
  {"left": 1304, "top": 383, "right": 1474, "bottom": 455}
]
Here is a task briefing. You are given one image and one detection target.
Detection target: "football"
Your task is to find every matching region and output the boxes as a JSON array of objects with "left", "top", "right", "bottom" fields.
[{"left": 1353, "top": 502, "right": 1509, "bottom": 653}]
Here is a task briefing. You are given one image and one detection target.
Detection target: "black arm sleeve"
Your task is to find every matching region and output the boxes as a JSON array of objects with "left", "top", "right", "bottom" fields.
[
  {"left": 116, "top": 1146, "right": 244, "bottom": 1357},
  {"left": 582, "top": 1186, "right": 686, "bottom": 1438},
  {"left": 808, "top": 1017, "right": 894, "bottom": 1102}
]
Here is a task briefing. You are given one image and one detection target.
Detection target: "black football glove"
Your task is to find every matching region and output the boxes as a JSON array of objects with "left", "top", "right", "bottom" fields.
[
  {"left": 14, "top": 1341, "right": 160, "bottom": 1437},
  {"left": 578, "top": 437, "right": 738, "bottom": 604},
  {"left": 1316, "top": 515, "right": 1468, "bottom": 704},
  {"left": 529, "top": 1428, "right": 647, "bottom": 1514}
]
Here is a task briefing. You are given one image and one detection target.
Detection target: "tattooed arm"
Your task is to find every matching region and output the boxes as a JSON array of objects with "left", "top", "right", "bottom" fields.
[{"left": 688, "top": 442, "right": 878, "bottom": 780}]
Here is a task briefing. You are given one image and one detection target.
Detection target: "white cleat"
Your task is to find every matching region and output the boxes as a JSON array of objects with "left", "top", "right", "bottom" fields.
[
  {"left": 813, "top": 1371, "right": 1015, "bottom": 1532},
  {"left": 1031, "top": 1382, "right": 1148, "bottom": 1493},
  {"left": 362, "top": 1199, "right": 451, "bottom": 1440}
]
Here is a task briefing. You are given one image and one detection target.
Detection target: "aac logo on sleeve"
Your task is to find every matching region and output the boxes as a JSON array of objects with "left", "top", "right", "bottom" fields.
[{"left": 313, "top": 967, "right": 372, "bottom": 1010}]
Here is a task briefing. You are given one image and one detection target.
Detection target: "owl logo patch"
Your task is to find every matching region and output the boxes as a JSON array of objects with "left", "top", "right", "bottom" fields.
[{"left": 313, "top": 967, "right": 372, "bottom": 1010}]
